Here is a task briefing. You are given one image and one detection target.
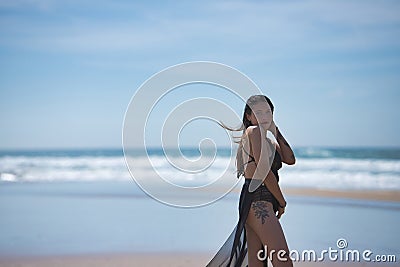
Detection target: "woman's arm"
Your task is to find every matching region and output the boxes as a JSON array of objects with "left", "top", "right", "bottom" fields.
[
  {"left": 248, "top": 126, "right": 286, "bottom": 207},
  {"left": 276, "top": 127, "right": 296, "bottom": 165},
  {"left": 248, "top": 126, "right": 272, "bottom": 181}
]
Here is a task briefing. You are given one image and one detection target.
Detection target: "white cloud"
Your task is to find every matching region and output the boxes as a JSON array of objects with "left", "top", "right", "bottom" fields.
[
  {"left": 1, "top": 0, "right": 399, "bottom": 55},
  {"left": 0, "top": 0, "right": 398, "bottom": 75}
]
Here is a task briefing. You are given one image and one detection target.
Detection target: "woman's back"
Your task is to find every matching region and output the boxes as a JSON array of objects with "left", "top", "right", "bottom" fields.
[{"left": 239, "top": 126, "right": 282, "bottom": 180}]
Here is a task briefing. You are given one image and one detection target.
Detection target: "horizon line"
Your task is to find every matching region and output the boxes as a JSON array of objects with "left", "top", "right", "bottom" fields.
[{"left": 1, "top": 145, "right": 400, "bottom": 152}]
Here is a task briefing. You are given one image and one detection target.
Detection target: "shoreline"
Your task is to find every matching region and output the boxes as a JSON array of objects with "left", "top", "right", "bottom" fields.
[
  {"left": 228, "top": 185, "right": 400, "bottom": 203},
  {"left": 282, "top": 187, "right": 400, "bottom": 203}
]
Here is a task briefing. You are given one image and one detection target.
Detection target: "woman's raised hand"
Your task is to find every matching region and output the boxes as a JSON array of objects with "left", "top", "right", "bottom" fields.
[
  {"left": 277, "top": 201, "right": 287, "bottom": 219},
  {"left": 268, "top": 120, "right": 278, "bottom": 138}
]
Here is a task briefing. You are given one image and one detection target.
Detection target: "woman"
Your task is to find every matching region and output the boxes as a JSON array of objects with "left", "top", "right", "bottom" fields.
[{"left": 207, "top": 95, "right": 296, "bottom": 267}]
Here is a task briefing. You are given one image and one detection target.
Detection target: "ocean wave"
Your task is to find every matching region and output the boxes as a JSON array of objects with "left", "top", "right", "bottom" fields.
[{"left": 0, "top": 155, "right": 399, "bottom": 190}]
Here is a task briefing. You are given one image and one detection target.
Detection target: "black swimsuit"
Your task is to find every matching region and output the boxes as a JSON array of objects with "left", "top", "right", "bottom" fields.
[{"left": 206, "top": 150, "right": 282, "bottom": 267}]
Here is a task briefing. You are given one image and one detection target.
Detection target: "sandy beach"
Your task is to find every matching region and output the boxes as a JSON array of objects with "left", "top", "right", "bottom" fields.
[
  {"left": 1, "top": 185, "right": 398, "bottom": 267},
  {"left": 0, "top": 252, "right": 398, "bottom": 267},
  {"left": 283, "top": 187, "right": 400, "bottom": 203},
  {"left": 0, "top": 252, "right": 211, "bottom": 267}
]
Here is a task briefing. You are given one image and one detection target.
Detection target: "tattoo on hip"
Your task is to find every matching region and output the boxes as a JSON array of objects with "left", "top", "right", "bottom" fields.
[{"left": 252, "top": 201, "right": 269, "bottom": 224}]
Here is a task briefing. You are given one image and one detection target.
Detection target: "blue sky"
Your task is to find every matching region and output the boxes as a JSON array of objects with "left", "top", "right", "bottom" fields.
[{"left": 0, "top": 0, "right": 399, "bottom": 149}]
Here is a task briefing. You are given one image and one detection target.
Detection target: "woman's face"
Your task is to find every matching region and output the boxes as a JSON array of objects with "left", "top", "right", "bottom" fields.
[{"left": 247, "top": 101, "right": 273, "bottom": 128}]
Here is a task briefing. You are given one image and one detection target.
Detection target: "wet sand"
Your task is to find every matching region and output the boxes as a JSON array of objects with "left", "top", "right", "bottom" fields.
[
  {"left": 283, "top": 187, "right": 400, "bottom": 202},
  {"left": 1, "top": 252, "right": 398, "bottom": 266},
  {"left": 1, "top": 187, "right": 398, "bottom": 267}
]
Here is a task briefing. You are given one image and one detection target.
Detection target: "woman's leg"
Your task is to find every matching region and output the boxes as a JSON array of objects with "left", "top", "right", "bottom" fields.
[
  {"left": 245, "top": 223, "right": 264, "bottom": 267},
  {"left": 246, "top": 201, "right": 293, "bottom": 267}
]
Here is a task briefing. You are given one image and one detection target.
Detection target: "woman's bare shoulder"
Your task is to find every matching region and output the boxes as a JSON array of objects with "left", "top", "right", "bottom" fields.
[
  {"left": 245, "top": 126, "right": 263, "bottom": 144},
  {"left": 245, "top": 125, "right": 260, "bottom": 136},
  {"left": 241, "top": 127, "right": 258, "bottom": 146}
]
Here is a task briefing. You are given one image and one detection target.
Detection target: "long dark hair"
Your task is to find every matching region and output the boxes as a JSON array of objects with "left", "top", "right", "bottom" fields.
[{"left": 219, "top": 95, "right": 274, "bottom": 178}]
